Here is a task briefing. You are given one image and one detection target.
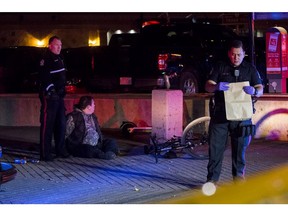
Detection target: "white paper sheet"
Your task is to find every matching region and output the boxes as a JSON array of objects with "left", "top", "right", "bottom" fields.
[{"left": 224, "top": 81, "right": 253, "bottom": 121}]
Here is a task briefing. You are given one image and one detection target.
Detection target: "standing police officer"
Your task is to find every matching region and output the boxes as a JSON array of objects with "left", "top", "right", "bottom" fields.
[
  {"left": 39, "top": 35, "right": 69, "bottom": 161},
  {"left": 205, "top": 40, "right": 263, "bottom": 184}
]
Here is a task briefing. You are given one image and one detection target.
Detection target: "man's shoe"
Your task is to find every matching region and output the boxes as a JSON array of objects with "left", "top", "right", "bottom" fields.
[
  {"left": 56, "top": 152, "right": 70, "bottom": 158},
  {"left": 206, "top": 179, "right": 218, "bottom": 186},
  {"left": 233, "top": 176, "right": 246, "bottom": 183},
  {"left": 94, "top": 150, "right": 106, "bottom": 159},
  {"left": 105, "top": 151, "right": 117, "bottom": 160},
  {"left": 40, "top": 155, "right": 54, "bottom": 162}
]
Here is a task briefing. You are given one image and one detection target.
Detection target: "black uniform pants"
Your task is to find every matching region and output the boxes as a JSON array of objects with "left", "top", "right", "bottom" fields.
[
  {"left": 70, "top": 138, "right": 119, "bottom": 159},
  {"left": 207, "top": 119, "right": 252, "bottom": 182},
  {"left": 39, "top": 92, "right": 66, "bottom": 160}
]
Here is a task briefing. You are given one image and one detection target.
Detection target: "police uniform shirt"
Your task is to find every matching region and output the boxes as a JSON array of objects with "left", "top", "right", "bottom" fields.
[
  {"left": 39, "top": 50, "right": 66, "bottom": 93},
  {"left": 208, "top": 60, "right": 262, "bottom": 120}
]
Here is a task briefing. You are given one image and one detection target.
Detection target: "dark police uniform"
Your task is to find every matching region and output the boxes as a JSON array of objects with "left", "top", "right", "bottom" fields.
[
  {"left": 39, "top": 49, "right": 68, "bottom": 161},
  {"left": 207, "top": 60, "right": 262, "bottom": 182}
]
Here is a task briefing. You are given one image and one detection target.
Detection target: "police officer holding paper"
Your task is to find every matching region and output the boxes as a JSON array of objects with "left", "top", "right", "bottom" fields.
[
  {"left": 38, "top": 35, "right": 69, "bottom": 161},
  {"left": 205, "top": 40, "right": 263, "bottom": 184}
]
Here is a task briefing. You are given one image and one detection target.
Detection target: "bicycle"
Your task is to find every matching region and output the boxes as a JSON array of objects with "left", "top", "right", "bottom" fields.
[{"left": 120, "top": 116, "right": 210, "bottom": 163}]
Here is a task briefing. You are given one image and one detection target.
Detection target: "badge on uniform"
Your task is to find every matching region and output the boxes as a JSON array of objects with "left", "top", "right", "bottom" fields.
[{"left": 40, "top": 59, "right": 45, "bottom": 66}]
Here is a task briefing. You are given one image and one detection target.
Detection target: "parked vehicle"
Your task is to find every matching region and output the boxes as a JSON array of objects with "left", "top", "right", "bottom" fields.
[
  {"left": 141, "top": 21, "right": 240, "bottom": 93},
  {"left": 68, "top": 22, "right": 239, "bottom": 93},
  {"left": 65, "top": 20, "right": 266, "bottom": 94}
]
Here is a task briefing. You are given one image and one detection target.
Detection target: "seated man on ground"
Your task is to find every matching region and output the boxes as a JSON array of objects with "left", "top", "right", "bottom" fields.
[{"left": 65, "top": 95, "right": 119, "bottom": 160}]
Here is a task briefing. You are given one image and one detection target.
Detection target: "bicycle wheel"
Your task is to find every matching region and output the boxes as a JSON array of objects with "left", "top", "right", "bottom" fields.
[
  {"left": 120, "top": 121, "right": 137, "bottom": 138},
  {"left": 181, "top": 116, "right": 210, "bottom": 160}
]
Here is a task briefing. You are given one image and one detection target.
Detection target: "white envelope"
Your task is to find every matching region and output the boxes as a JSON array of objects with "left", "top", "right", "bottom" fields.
[{"left": 224, "top": 81, "right": 253, "bottom": 121}]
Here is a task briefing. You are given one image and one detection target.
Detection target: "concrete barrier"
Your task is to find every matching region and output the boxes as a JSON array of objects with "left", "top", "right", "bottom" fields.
[
  {"left": 151, "top": 90, "right": 183, "bottom": 142},
  {"left": 0, "top": 93, "right": 287, "bottom": 141}
]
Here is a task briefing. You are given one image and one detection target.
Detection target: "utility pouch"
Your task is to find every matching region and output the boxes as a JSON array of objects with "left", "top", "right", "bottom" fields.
[{"left": 238, "top": 124, "right": 256, "bottom": 137}]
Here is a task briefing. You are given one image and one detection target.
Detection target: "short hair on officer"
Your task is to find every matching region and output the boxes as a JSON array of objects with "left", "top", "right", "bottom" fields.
[{"left": 48, "top": 35, "right": 61, "bottom": 44}]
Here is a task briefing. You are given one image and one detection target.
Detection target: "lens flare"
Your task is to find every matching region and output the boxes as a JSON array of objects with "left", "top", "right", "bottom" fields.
[{"left": 202, "top": 182, "right": 217, "bottom": 196}]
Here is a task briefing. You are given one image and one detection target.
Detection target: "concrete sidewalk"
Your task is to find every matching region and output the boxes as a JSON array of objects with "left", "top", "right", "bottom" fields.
[{"left": 0, "top": 126, "right": 288, "bottom": 204}]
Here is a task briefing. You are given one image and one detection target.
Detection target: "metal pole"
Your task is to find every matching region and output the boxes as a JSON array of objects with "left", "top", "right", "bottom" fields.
[{"left": 248, "top": 12, "right": 256, "bottom": 65}]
